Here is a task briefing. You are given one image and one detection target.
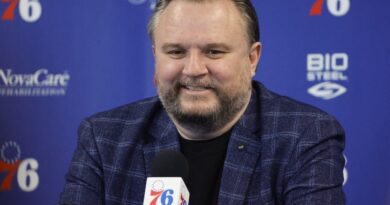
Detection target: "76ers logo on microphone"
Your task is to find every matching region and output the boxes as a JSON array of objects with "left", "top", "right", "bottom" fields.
[
  {"left": 180, "top": 194, "right": 187, "bottom": 205},
  {"left": 150, "top": 180, "right": 177, "bottom": 205}
]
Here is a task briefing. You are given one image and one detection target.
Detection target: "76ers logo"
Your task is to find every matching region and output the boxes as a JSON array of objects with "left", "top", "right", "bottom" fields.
[
  {"left": 150, "top": 180, "right": 174, "bottom": 205},
  {"left": 180, "top": 194, "right": 187, "bottom": 205},
  {"left": 0, "top": 141, "right": 39, "bottom": 192},
  {"left": 310, "top": 0, "right": 350, "bottom": 17},
  {"left": 149, "top": 180, "right": 187, "bottom": 205},
  {"left": 1, "top": 0, "right": 42, "bottom": 22}
]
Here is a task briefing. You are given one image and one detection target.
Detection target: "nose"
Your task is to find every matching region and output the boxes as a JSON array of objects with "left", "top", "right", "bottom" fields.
[{"left": 182, "top": 51, "right": 208, "bottom": 77}]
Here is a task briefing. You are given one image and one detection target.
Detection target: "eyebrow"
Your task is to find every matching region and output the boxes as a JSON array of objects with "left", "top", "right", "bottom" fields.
[
  {"left": 203, "top": 43, "right": 231, "bottom": 50},
  {"left": 161, "top": 43, "right": 231, "bottom": 51},
  {"left": 161, "top": 43, "right": 183, "bottom": 52}
]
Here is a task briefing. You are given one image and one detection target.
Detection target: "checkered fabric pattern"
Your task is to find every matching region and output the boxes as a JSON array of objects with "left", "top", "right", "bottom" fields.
[{"left": 59, "top": 81, "right": 345, "bottom": 205}]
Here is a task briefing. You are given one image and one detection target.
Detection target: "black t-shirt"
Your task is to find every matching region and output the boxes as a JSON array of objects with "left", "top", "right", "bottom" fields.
[{"left": 179, "top": 131, "right": 231, "bottom": 205}]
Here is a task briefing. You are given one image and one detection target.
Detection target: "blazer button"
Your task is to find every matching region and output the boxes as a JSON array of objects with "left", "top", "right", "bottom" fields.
[{"left": 238, "top": 144, "right": 245, "bottom": 150}]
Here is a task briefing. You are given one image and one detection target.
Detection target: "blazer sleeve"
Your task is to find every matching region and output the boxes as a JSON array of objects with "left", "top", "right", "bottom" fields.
[
  {"left": 59, "top": 119, "right": 104, "bottom": 205},
  {"left": 283, "top": 115, "right": 346, "bottom": 205}
]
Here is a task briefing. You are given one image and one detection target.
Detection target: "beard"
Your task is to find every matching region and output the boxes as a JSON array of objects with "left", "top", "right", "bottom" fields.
[{"left": 156, "top": 76, "right": 252, "bottom": 135}]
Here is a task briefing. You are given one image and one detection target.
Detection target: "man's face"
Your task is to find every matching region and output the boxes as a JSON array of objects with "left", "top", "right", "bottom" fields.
[{"left": 153, "top": 0, "right": 260, "bottom": 133}]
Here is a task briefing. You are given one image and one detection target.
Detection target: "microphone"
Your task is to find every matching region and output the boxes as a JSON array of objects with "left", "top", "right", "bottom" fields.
[{"left": 143, "top": 150, "right": 190, "bottom": 205}]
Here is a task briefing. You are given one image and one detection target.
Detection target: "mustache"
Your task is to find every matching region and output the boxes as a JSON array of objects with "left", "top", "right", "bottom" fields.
[{"left": 177, "top": 78, "right": 215, "bottom": 89}]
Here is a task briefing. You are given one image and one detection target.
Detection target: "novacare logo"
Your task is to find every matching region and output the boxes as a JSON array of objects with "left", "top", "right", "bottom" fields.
[
  {"left": 0, "top": 69, "right": 69, "bottom": 87},
  {"left": 0, "top": 69, "right": 70, "bottom": 97}
]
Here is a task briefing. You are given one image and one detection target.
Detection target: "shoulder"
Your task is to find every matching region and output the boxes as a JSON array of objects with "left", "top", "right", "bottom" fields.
[
  {"left": 253, "top": 81, "right": 339, "bottom": 122},
  {"left": 89, "top": 96, "right": 161, "bottom": 122},
  {"left": 252, "top": 83, "right": 346, "bottom": 203},
  {"left": 77, "top": 96, "right": 163, "bottom": 142},
  {"left": 251, "top": 81, "right": 344, "bottom": 138}
]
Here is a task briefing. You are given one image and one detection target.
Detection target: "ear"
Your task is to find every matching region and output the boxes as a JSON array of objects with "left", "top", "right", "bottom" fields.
[
  {"left": 152, "top": 45, "right": 156, "bottom": 57},
  {"left": 153, "top": 75, "right": 158, "bottom": 86},
  {"left": 248, "top": 42, "right": 262, "bottom": 77},
  {"left": 152, "top": 45, "right": 157, "bottom": 86}
]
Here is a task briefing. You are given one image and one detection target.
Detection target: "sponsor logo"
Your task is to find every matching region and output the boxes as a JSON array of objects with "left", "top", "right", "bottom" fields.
[
  {"left": 306, "top": 53, "right": 349, "bottom": 100},
  {"left": 1, "top": 0, "right": 42, "bottom": 22},
  {"left": 0, "top": 68, "right": 70, "bottom": 97},
  {"left": 128, "top": 0, "right": 156, "bottom": 10},
  {"left": 308, "top": 82, "right": 346, "bottom": 100},
  {"left": 310, "top": 0, "right": 350, "bottom": 17},
  {"left": 0, "top": 141, "right": 40, "bottom": 192},
  {"left": 180, "top": 194, "right": 187, "bottom": 205},
  {"left": 343, "top": 154, "right": 348, "bottom": 185},
  {"left": 150, "top": 180, "right": 175, "bottom": 205}
]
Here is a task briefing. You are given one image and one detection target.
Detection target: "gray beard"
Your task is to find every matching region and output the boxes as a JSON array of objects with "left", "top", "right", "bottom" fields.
[{"left": 157, "top": 79, "right": 251, "bottom": 135}]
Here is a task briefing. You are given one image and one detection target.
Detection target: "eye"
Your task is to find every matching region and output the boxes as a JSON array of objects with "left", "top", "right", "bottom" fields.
[
  {"left": 166, "top": 49, "right": 186, "bottom": 59},
  {"left": 206, "top": 49, "right": 225, "bottom": 59}
]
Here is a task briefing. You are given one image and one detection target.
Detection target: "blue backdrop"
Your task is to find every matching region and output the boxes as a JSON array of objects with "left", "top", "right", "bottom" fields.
[{"left": 1, "top": 0, "right": 389, "bottom": 204}]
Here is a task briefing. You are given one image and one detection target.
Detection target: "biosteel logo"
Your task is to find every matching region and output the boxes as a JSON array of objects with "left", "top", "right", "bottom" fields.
[
  {"left": 310, "top": 0, "right": 350, "bottom": 17},
  {"left": 306, "top": 53, "right": 349, "bottom": 100},
  {"left": 0, "top": 68, "right": 70, "bottom": 96}
]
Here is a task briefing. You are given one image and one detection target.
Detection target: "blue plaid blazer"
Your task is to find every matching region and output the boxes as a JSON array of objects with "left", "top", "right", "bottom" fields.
[{"left": 59, "top": 81, "right": 345, "bottom": 205}]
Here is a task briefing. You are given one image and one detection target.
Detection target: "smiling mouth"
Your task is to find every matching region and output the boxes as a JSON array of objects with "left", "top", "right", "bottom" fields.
[{"left": 182, "top": 85, "right": 212, "bottom": 91}]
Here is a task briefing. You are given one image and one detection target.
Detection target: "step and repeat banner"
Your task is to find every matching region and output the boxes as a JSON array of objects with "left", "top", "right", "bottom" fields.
[{"left": 0, "top": 0, "right": 389, "bottom": 204}]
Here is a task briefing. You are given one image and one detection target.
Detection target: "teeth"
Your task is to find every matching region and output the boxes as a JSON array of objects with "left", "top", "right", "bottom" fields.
[{"left": 185, "top": 85, "right": 208, "bottom": 91}]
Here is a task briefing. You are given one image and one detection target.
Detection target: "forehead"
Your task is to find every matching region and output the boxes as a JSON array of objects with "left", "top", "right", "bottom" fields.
[{"left": 154, "top": 0, "right": 248, "bottom": 47}]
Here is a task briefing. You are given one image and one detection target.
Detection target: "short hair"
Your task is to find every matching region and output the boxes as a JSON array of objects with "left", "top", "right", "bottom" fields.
[{"left": 147, "top": 0, "right": 260, "bottom": 45}]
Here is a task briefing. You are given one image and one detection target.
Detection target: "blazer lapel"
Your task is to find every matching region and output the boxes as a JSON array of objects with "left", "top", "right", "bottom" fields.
[
  {"left": 218, "top": 85, "right": 263, "bottom": 205},
  {"left": 143, "top": 110, "right": 181, "bottom": 177},
  {"left": 217, "top": 124, "right": 262, "bottom": 205}
]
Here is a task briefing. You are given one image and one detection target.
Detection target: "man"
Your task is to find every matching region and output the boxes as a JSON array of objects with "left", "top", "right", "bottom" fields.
[{"left": 60, "top": 0, "right": 346, "bottom": 204}]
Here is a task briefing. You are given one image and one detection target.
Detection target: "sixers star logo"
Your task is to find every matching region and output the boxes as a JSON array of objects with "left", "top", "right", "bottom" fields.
[
  {"left": 150, "top": 180, "right": 174, "bottom": 205},
  {"left": 0, "top": 141, "right": 22, "bottom": 191}
]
